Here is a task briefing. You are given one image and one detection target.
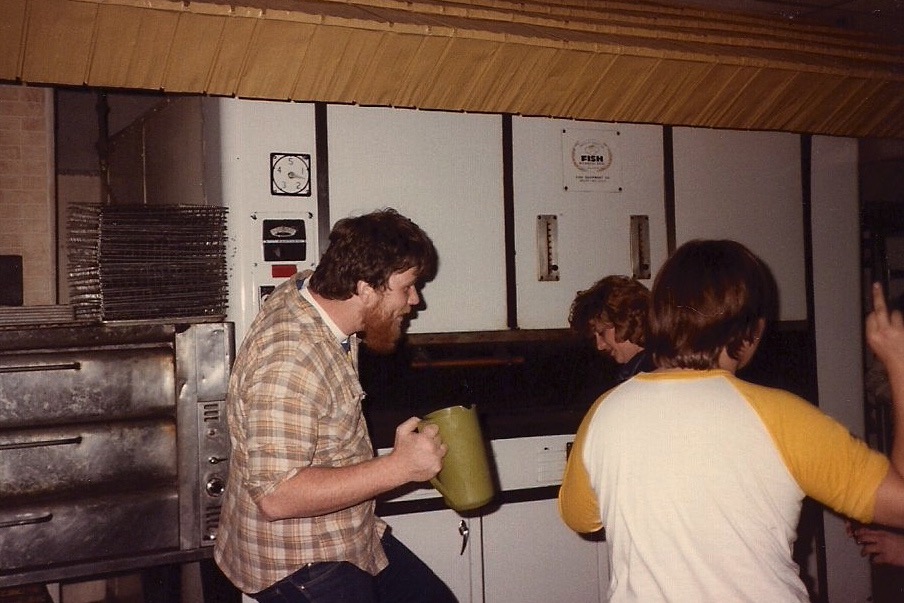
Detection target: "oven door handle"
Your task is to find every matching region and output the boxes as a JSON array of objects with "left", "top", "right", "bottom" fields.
[
  {"left": 0, "top": 361, "right": 82, "bottom": 374},
  {"left": 0, "top": 436, "right": 83, "bottom": 451},
  {"left": 0, "top": 512, "right": 53, "bottom": 529}
]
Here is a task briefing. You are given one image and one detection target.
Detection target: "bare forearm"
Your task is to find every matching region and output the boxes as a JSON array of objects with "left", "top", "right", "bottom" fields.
[
  {"left": 887, "top": 362, "right": 904, "bottom": 472},
  {"left": 259, "top": 455, "right": 406, "bottom": 520},
  {"left": 257, "top": 416, "right": 446, "bottom": 521},
  {"left": 866, "top": 282, "right": 904, "bottom": 525}
]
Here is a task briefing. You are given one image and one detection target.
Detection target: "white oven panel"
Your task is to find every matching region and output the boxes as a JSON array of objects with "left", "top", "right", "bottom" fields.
[{"left": 211, "top": 98, "right": 319, "bottom": 343}]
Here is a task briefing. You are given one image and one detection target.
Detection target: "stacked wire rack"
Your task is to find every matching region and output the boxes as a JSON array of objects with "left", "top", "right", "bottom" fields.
[{"left": 68, "top": 204, "right": 229, "bottom": 322}]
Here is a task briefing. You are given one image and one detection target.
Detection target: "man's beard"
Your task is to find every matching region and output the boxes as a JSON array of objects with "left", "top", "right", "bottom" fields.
[{"left": 361, "top": 303, "right": 405, "bottom": 354}]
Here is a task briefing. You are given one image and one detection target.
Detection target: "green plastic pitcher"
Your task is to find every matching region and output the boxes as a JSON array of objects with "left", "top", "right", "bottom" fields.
[{"left": 420, "top": 405, "right": 495, "bottom": 512}]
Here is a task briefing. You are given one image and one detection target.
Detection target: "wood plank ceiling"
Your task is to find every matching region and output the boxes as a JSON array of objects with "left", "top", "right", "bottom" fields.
[{"left": 1, "top": 0, "right": 903, "bottom": 139}]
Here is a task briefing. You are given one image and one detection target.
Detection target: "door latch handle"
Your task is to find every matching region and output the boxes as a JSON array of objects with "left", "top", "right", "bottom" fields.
[{"left": 458, "top": 520, "right": 469, "bottom": 555}]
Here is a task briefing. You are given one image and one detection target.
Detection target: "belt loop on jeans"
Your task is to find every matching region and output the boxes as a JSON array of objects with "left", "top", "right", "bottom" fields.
[
  {"left": 287, "top": 562, "right": 318, "bottom": 589},
  {"left": 254, "top": 563, "right": 316, "bottom": 600}
]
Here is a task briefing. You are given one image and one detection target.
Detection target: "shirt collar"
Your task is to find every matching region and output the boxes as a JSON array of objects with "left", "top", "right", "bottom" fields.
[{"left": 297, "top": 276, "right": 352, "bottom": 347}]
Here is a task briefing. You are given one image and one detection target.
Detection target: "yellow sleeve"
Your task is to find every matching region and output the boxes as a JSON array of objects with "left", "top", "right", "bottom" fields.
[
  {"left": 558, "top": 396, "right": 606, "bottom": 533},
  {"left": 733, "top": 377, "right": 890, "bottom": 523}
]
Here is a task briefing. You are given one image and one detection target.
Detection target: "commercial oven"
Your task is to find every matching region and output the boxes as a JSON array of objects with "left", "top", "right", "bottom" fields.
[{"left": 0, "top": 321, "right": 233, "bottom": 588}]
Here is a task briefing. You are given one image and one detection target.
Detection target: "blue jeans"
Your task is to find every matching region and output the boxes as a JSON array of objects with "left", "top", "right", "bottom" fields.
[{"left": 251, "top": 531, "right": 457, "bottom": 603}]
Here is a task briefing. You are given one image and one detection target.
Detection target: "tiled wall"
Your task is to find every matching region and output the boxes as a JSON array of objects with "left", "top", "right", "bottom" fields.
[{"left": 0, "top": 83, "right": 55, "bottom": 305}]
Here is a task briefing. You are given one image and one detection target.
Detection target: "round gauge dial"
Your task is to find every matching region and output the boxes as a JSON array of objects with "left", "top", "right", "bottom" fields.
[{"left": 270, "top": 153, "right": 311, "bottom": 196}]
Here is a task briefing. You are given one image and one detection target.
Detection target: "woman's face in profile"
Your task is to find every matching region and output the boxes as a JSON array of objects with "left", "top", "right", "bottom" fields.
[{"left": 590, "top": 319, "right": 642, "bottom": 365}]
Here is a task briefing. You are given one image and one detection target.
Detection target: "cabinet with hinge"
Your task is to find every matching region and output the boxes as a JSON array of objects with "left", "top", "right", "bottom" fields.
[{"left": 383, "top": 509, "right": 481, "bottom": 602}]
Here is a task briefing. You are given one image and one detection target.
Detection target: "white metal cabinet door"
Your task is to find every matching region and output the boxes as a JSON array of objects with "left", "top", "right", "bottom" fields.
[
  {"left": 327, "top": 105, "right": 507, "bottom": 333},
  {"left": 481, "top": 498, "right": 607, "bottom": 603},
  {"left": 672, "top": 127, "right": 807, "bottom": 321},
  {"left": 512, "top": 117, "right": 667, "bottom": 330},
  {"left": 384, "top": 510, "right": 481, "bottom": 603}
]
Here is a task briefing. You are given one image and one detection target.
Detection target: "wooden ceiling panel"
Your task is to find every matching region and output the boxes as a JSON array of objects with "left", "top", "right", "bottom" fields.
[
  {"left": 492, "top": 46, "right": 578, "bottom": 114},
  {"left": 292, "top": 26, "right": 364, "bottom": 102},
  {"left": 655, "top": 63, "right": 744, "bottom": 127},
  {"left": 205, "top": 17, "right": 258, "bottom": 96},
  {"left": 666, "top": 64, "right": 757, "bottom": 128},
  {"left": 553, "top": 53, "right": 622, "bottom": 118},
  {"left": 4, "top": 0, "right": 903, "bottom": 138},
  {"left": 518, "top": 49, "right": 597, "bottom": 116},
  {"left": 627, "top": 61, "right": 712, "bottom": 126},
  {"left": 418, "top": 38, "right": 511, "bottom": 109},
  {"left": 299, "top": 27, "right": 388, "bottom": 104},
  {"left": 699, "top": 66, "right": 774, "bottom": 128},
  {"left": 21, "top": 0, "right": 96, "bottom": 86},
  {"left": 162, "top": 13, "right": 228, "bottom": 93},
  {"left": 391, "top": 35, "right": 457, "bottom": 108},
  {"left": 87, "top": 5, "right": 179, "bottom": 89},
  {"left": 826, "top": 80, "right": 904, "bottom": 139},
  {"left": 465, "top": 44, "right": 563, "bottom": 114},
  {"left": 344, "top": 32, "right": 427, "bottom": 106},
  {"left": 576, "top": 54, "right": 671, "bottom": 123},
  {"left": 713, "top": 67, "right": 799, "bottom": 131},
  {"left": 794, "top": 77, "right": 874, "bottom": 135},
  {"left": 0, "top": 0, "right": 26, "bottom": 81},
  {"left": 760, "top": 71, "right": 850, "bottom": 133},
  {"left": 235, "top": 19, "right": 319, "bottom": 99}
]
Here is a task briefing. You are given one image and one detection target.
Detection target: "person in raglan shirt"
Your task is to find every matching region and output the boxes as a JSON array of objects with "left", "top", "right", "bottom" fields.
[
  {"left": 559, "top": 238, "right": 904, "bottom": 602},
  {"left": 214, "top": 208, "right": 457, "bottom": 603}
]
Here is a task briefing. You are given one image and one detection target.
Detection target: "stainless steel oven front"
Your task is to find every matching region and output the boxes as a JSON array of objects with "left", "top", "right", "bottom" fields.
[{"left": 0, "top": 321, "right": 234, "bottom": 588}]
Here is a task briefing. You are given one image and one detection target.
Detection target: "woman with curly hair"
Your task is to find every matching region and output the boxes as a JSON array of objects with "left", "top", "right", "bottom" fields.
[{"left": 569, "top": 275, "right": 654, "bottom": 382}]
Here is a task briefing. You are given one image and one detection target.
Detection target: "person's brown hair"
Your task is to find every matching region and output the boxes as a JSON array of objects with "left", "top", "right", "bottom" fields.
[
  {"left": 309, "top": 208, "right": 438, "bottom": 299},
  {"left": 647, "top": 239, "right": 777, "bottom": 369},
  {"left": 569, "top": 275, "right": 650, "bottom": 346}
]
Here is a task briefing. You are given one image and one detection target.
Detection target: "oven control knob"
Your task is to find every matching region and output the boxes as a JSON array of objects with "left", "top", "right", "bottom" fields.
[{"left": 206, "top": 475, "right": 226, "bottom": 497}]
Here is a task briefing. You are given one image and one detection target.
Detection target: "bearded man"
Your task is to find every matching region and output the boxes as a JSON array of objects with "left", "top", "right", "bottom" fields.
[{"left": 215, "top": 208, "right": 456, "bottom": 603}]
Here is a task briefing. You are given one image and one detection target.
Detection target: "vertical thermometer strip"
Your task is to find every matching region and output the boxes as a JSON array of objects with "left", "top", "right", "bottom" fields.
[
  {"left": 536, "top": 214, "right": 560, "bottom": 281},
  {"left": 630, "top": 215, "right": 651, "bottom": 280}
]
